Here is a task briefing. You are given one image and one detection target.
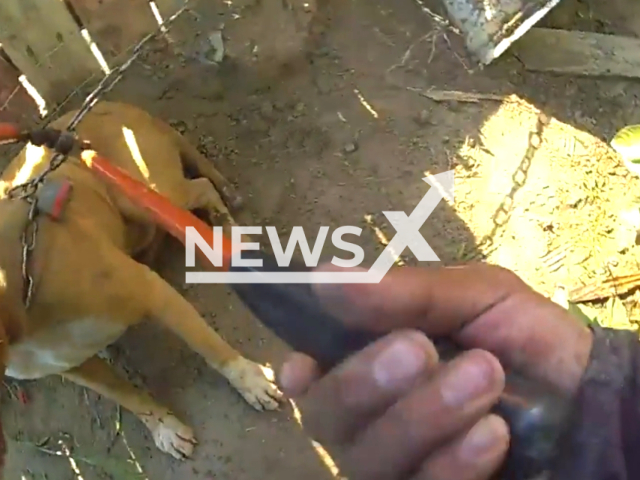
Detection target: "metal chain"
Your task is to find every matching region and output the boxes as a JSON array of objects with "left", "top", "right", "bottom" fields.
[
  {"left": 474, "top": 112, "right": 550, "bottom": 258},
  {"left": 5, "top": 2, "right": 190, "bottom": 308}
]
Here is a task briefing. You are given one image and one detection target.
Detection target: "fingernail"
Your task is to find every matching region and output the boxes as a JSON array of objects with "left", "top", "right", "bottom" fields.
[
  {"left": 439, "top": 352, "right": 495, "bottom": 407},
  {"left": 459, "top": 416, "right": 507, "bottom": 462},
  {"left": 372, "top": 334, "right": 428, "bottom": 390}
]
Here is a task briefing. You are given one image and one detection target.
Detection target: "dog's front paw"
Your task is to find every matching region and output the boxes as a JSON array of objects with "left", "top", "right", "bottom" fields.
[
  {"left": 149, "top": 414, "right": 197, "bottom": 460},
  {"left": 222, "top": 357, "right": 283, "bottom": 411}
]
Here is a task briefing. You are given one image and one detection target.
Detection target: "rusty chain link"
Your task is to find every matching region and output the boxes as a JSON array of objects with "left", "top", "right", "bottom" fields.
[
  {"left": 473, "top": 112, "right": 551, "bottom": 258},
  {"left": 4, "top": 2, "right": 190, "bottom": 308}
]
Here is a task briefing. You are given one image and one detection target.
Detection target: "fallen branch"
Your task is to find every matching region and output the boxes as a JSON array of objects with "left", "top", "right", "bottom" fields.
[
  {"left": 512, "top": 28, "right": 640, "bottom": 78},
  {"left": 408, "top": 87, "right": 508, "bottom": 103},
  {"left": 569, "top": 272, "right": 640, "bottom": 303}
]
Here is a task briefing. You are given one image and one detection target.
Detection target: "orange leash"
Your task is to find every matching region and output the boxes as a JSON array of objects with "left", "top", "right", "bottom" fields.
[
  {"left": 81, "top": 150, "right": 234, "bottom": 270},
  {"left": 0, "top": 123, "right": 20, "bottom": 141},
  {"left": 0, "top": 122, "right": 234, "bottom": 270}
]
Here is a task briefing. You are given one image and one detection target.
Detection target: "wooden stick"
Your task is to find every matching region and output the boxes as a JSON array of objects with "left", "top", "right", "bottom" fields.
[{"left": 513, "top": 27, "right": 640, "bottom": 78}]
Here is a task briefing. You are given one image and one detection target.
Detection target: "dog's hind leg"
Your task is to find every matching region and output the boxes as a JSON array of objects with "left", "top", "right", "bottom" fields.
[
  {"left": 61, "top": 355, "right": 197, "bottom": 459},
  {"left": 150, "top": 114, "right": 243, "bottom": 211},
  {"left": 184, "top": 177, "right": 239, "bottom": 232},
  {"left": 176, "top": 138, "right": 243, "bottom": 211}
]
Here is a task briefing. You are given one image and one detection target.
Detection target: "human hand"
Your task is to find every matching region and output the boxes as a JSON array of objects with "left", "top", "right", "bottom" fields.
[{"left": 277, "top": 264, "right": 594, "bottom": 480}]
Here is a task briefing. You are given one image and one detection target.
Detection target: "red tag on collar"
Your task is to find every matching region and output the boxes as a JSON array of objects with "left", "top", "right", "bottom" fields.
[{"left": 35, "top": 179, "right": 73, "bottom": 221}]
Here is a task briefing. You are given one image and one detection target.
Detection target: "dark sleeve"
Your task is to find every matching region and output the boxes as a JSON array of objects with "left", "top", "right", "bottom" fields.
[{"left": 551, "top": 325, "right": 640, "bottom": 480}]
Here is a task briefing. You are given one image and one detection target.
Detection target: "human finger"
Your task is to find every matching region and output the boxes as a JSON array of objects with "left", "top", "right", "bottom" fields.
[
  {"left": 340, "top": 349, "right": 505, "bottom": 480},
  {"left": 294, "top": 330, "right": 439, "bottom": 445}
]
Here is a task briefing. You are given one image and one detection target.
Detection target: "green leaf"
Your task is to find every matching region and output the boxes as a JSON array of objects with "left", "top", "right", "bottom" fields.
[
  {"left": 611, "top": 125, "right": 640, "bottom": 161},
  {"left": 566, "top": 299, "right": 637, "bottom": 331},
  {"left": 567, "top": 301, "right": 598, "bottom": 326}
]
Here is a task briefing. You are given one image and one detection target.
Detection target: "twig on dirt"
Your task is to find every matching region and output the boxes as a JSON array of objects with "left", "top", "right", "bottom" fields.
[
  {"left": 20, "top": 468, "right": 48, "bottom": 480},
  {"left": 410, "top": 0, "right": 474, "bottom": 72},
  {"left": 442, "top": 32, "right": 472, "bottom": 73},
  {"left": 408, "top": 87, "right": 507, "bottom": 103},
  {"left": 392, "top": 33, "right": 436, "bottom": 71},
  {"left": 2, "top": 381, "right": 17, "bottom": 401},
  {"left": 20, "top": 441, "right": 61, "bottom": 458},
  {"left": 412, "top": 0, "right": 460, "bottom": 35},
  {"left": 108, "top": 405, "right": 123, "bottom": 451},
  {"left": 569, "top": 272, "right": 640, "bottom": 303},
  {"left": 3, "top": 380, "right": 28, "bottom": 404},
  {"left": 84, "top": 389, "right": 104, "bottom": 429},
  {"left": 384, "top": 32, "right": 440, "bottom": 90},
  {"left": 384, "top": 0, "right": 470, "bottom": 88},
  {"left": 427, "top": 34, "right": 439, "bottom": 64},
  {"left": 15, "top": 436, "right": 145, "bottom": 479},
  {"left": 540, "top": 242, "right": 572, "bottom": 274},
  {"left": 120, "top": 427, "right": 147, "bottom": 477},
  {"left": 364, "top": 214, "right": 407, "bottom": 266}
]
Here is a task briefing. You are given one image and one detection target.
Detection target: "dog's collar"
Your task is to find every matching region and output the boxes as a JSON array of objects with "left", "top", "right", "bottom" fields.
[
  {"left": 20, "top": 178, "right": 73, "bottom": 306},
  {"left": 35, "top": 179, "right": 73, "bottom": 221}
]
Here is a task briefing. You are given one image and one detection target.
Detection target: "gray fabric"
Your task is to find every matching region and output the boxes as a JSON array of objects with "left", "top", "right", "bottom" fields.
[{"left": 551, "top": 325, "right": 640, "bottom": 480}]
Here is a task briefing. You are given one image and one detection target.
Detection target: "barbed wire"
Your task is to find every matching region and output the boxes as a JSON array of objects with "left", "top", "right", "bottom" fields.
[
  {"left": 0, "top": 40, "right": 67, "bottom": 116},
  {"left": 2, "top": 3, "right": 192, "bottom": 116},
  {"left": 0, "top": 84, "right": 21, "bottom": 114}
]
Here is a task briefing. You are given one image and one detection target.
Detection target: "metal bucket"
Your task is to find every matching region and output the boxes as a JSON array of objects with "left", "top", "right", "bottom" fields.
[{"left": 441, "top": 0, "right": 563, "bottom": 65}]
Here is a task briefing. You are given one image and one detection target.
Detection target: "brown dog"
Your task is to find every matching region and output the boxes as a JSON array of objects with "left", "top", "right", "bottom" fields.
[{"left": 0, "top": 101, "right": 282, "bottom": 460}]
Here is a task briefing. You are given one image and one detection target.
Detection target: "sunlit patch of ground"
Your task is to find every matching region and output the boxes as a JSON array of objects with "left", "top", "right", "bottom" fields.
[{"left": 452, "top": 96, "right": 640, "bottom": 328}]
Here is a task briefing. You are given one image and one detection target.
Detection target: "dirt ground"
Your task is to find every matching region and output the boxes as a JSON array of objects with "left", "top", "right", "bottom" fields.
[{"left": 6, "top": 0, "right": 640, "bottom": 478}]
